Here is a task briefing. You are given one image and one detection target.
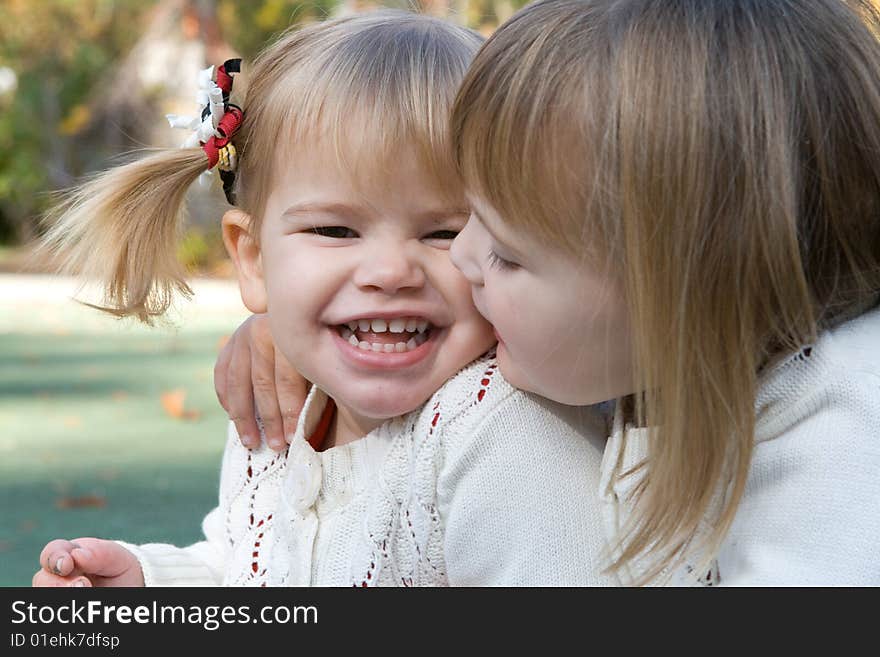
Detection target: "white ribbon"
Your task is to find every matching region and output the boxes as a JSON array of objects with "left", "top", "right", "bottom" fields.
[{"left": 165, "top": 65, "right": 229, "bottom": 185}]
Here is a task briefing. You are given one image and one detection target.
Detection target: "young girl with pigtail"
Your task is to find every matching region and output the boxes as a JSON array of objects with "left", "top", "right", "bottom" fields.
[
  {"left": 32, "top": 10, "right": 613, "bottom": 587},
  {"left": 213, "top": 0, "right": 880, "bottom": 585}
]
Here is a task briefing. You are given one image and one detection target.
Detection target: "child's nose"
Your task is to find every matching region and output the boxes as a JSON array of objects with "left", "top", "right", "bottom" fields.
[
  {"left": 449, "top": 220, "right": 484, "bottom": 286},
  {"left": 353, "top": 243, "right": 426, "bottom": 294}
]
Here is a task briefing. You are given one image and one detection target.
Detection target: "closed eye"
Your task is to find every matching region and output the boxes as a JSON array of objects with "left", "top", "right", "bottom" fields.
[
  {"left": 309, "top": 226, "right": 358, "bottom": 238},
  {"left": 487, "top": 250, "right": 518, "bottom": 270}
]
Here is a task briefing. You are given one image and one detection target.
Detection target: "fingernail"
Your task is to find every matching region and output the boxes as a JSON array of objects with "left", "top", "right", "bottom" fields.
[
  {"left": 71, "top": 579, "right": 87, "bottom": 587},
  {"left": 53, "top": 556, "right": 64, "bottom": 575},
  {"left": 286, "top": 434, "right": 295, "bottom": 445},
  {"left": 241, "top": 435, "right": 255, "bottom": 449}
]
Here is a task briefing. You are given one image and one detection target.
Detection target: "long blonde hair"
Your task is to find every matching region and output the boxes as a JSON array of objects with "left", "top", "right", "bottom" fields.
[
  {"left": 452, "top": 0, "right": 880, "bottom": 583},
  {"left": 40, "top": 10, "right": 482, "bottom": 322}
]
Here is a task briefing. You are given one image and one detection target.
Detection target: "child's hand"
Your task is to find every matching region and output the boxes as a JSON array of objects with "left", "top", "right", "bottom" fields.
[
  {"left": 32, "top": 538, "right": 144, "bottom": 587},
  {"left": 214, "top": 313, "right": 310, "bottom": 452}
]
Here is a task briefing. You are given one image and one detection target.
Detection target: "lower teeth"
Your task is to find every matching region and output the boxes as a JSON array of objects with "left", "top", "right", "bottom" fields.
[{"left": 341, "top": 327, "right": 429, "bottom": 352}]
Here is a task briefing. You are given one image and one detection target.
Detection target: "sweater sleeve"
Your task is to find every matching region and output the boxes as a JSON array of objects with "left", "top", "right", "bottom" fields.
[
  {"left": 716, "top": 368, "right": 880, "bottom": 585},
  {"left": 115, "top": 506, "right": 227, "bottom": 587},
  {"left": 436, "top": 389, "right": 612, "bottom": 586}
]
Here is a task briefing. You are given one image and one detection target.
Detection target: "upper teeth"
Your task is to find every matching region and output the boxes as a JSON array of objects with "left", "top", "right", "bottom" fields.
[{"left": 345, "top": 318, "right": 429, "bottom": 334}]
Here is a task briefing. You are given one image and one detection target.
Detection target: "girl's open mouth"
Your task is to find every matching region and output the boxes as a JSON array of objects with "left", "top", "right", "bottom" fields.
[
  {"left": 330, "top": 316, "right": 439, "bottom": 369},
  {"left": 335, "top": 317, "right": 432, "bottom": 353}
]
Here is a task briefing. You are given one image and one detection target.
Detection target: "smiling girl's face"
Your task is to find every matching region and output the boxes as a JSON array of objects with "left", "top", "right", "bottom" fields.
[
  {"left": 450, "top": 195, "right": 634, "bottom": 406},
  {"left": 231, "top": 143, "right": 495, "bottom": 442}
]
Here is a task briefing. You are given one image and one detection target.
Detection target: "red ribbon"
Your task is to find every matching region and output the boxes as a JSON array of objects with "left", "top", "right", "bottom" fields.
[
  {"left": 215, "top": 62, "right": 236, "bottom": 95},
  {"left": 202, "top": 105, "right": 243, "bottom": 168}
]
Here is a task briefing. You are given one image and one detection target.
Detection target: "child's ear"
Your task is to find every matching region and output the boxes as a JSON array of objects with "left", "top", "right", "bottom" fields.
[{"left": 221, "top": 209, "right": 267, "bottom": 313}]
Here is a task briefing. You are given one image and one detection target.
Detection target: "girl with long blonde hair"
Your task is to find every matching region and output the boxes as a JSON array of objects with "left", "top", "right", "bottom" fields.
[
  {"left": 217, "top": 0, "right": 880, "bottom": 585},
  {"left": 449, "top": 0, "right": 880, "bottom": 584}
]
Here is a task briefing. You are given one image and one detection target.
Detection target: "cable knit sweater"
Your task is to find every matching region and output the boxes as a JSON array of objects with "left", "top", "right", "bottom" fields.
[
  {"left": 120, "top": 352, "right": 614, "bottom": 586},
  {"left": 601, "top": 305, "right": 880, "bottom": 586}
]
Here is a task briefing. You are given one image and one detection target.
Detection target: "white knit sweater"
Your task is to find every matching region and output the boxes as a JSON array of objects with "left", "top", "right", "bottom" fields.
[
  {"left": 120, "top": 352, "right": 614, "bottom": 586},
  {"left": 122, "top": 307, "right": 880, "bottom": 586},
  {"left": 601, "top": 305, "right": 880, "bottom": 586}
]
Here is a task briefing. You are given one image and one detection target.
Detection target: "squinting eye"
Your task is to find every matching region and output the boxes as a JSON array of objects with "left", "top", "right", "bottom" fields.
[
  {"left": 487, "top": 250, "right": 518, "bottom": 271},
  {"left": 425, "top": 230, "right": 459, "bottom": 240},
  {"left": 309, "top": 226, "right": 358, "bottom": 238}
]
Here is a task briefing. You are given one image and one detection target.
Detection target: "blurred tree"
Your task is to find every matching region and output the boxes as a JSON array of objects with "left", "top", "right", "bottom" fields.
[
  {"left": 0, "top": 0, "right": 526, "bottom": 248},
  {"left": 0, "top": 0, "right": 337, "bottom": 245},
  {"left": 457, "top": 0, "right": 528, "bottom": 33},
  {"left": 0, "top": 0, "right": 152, "bottom": 243},
  {"left": 217, "top": 0, "right": 338, "bottom": 58}
]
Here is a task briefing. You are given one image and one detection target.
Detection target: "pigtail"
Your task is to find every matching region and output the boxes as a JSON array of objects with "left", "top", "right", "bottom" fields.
[
  {"left": 40, "top": 59, "right": 243, "bottom": 324},
  {"left": 39, "top": 148, "right": 209, "bottom": 323}
]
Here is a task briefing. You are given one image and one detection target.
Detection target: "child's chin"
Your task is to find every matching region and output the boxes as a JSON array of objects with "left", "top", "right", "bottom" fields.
[
  {"left": 348, "top": 390, "right": 432, "bottom": 421},
  {"left": 495, "top": 351, "right": 535, "bottom": 396}
]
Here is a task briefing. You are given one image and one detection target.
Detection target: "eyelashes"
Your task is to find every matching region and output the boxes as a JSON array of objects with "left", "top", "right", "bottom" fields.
[
  {"left": 309, "top": 226, "right": 357, "bottom": 238},
  {"left": 486, "top": 250, "right": 517, "bottom": 270},
  {"left": 307, "top": 227, "right": 460, "bottom": 241},
  {"left": 426, "top": 230, "right": 459, "bottom": 240}
]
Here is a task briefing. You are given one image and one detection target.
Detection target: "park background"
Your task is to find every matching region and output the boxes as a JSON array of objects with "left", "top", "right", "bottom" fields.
[{"left": 0, "top": 0, "right": 524, "bottom": 586}]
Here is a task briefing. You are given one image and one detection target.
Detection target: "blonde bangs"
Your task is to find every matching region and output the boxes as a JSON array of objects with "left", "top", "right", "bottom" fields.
[
  {"left": 236, "top": 11, "right": 483, "bottom": 232},
  {"left": 452, "top": 1, "right": 613, "bottom": 259}
]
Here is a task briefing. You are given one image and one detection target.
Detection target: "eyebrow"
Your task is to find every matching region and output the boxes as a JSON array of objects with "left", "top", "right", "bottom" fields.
[
  {"left": 280, "top": 202, "right": 368, "bottom": 221},
  {"left": 281, "top": 203, "right": 470, "bottom": 223}
]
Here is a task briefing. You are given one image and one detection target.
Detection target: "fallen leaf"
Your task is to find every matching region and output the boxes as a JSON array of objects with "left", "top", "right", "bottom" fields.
[
  {"left": 160, "top": 389, "right": 201, "bottom": 421},
  {"left": 56, "top": 495, "right": 106, "bottom": 510},
  {"left": 18, "top": 519, "right": 36, "bottom": 532},
  {"left": 161, "top": 389, "right": 185, "bottom": 417}
]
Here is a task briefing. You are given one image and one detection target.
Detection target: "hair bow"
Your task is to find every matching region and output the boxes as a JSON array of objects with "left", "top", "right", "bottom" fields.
[{"left": 167, "top": 58, "right": 243, "bottom": 204}]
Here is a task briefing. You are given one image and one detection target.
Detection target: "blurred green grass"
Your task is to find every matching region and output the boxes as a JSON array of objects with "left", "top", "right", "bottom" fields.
[{"left": 0, "top": 274, "right": 250, "bottom": 586}]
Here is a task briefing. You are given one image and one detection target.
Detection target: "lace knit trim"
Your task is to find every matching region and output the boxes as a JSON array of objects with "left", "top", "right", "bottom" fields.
[{"left": 222, "top": 351, "right": 504, "bottom": 587}]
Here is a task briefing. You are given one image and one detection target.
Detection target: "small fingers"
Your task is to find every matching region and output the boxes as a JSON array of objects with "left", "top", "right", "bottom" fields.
[
  {"left": 68, "top": 537, "right": 136, "bottom": 579},
  {"left": 39, "top": 539, "right": 81, "bottom": 577},
  {"left": 248, "top": 315, "right": 286, "bottom": 451},
  {"left": 65, "top": 539, "right": 104, "bottom": 576},
  {"left": 251, "top": 356, "right": 285, "bottom": 452},
  {"left": 214, "top": 331, "right": 236, "bottom": 412},
  {"left": 32, "top": 569, "right": 91, "bottom": 587},
  {"left": 226, "top": 327, "right": 260, "bottom": 449},
  {"left": 274, "top": 345, "right": 310, "bottom": 443}
]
